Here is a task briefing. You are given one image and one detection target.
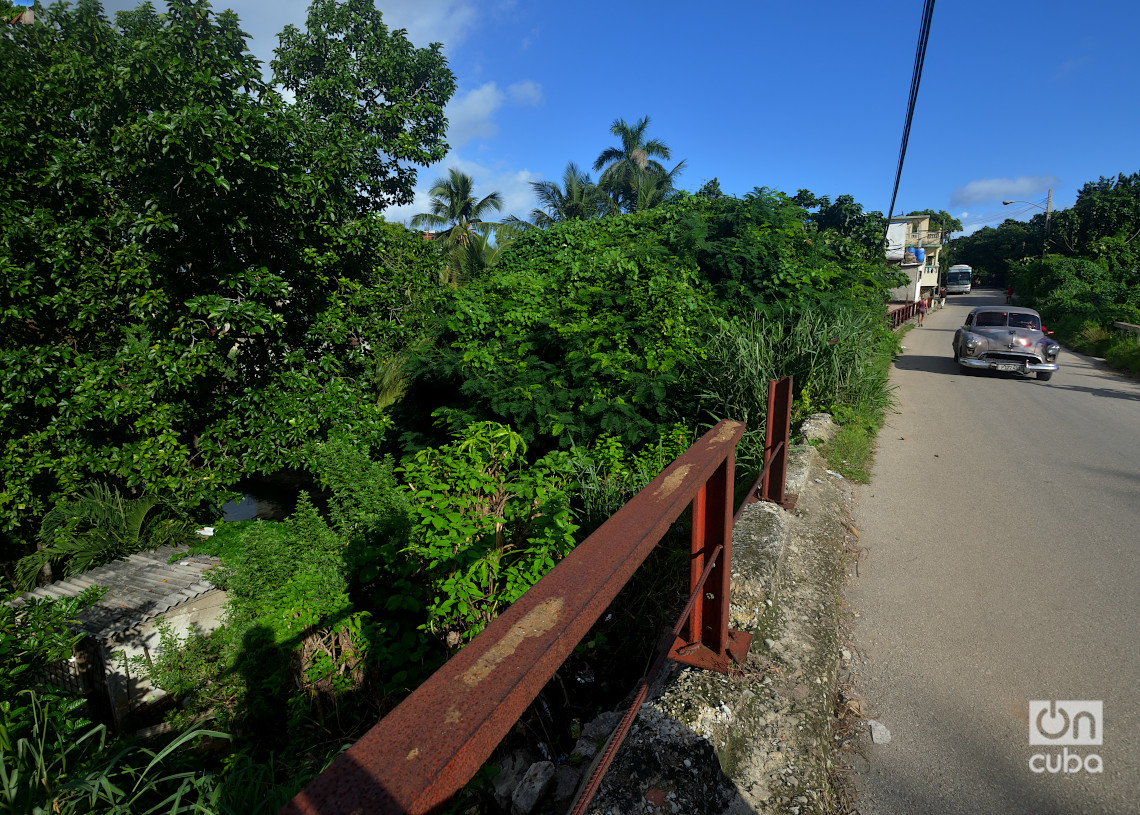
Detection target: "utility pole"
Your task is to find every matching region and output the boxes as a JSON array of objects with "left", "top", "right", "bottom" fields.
[{"left": 1042, "top": 188, "right": 1053, "bottom": 258}]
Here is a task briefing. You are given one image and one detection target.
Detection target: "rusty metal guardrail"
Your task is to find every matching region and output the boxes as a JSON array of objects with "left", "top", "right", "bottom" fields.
[
  {"left": 281, "top": 381, "right": 796, "bottom": 815},
  {"left": 888, "top": 296, "right": 931, "bottom": 330}
]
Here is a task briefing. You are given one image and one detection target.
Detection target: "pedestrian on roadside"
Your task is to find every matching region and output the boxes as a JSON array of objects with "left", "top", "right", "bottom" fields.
[
  {"left": 1006, "top": 284, "right": 1014, "bottom": 304},
  {"left": 916, "top": 296, "right": 928, "bottom": 326},
  {"left": 938, "top": 286, "right": 947, "bottom": 308}
]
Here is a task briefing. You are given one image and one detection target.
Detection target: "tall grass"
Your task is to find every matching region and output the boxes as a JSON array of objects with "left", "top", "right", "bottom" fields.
[
  {"left": 0, "top": 689, "right": 342, "bottom": 815},
  {"left": 699, "top": 299, "right": 898, "bottom": 475}
]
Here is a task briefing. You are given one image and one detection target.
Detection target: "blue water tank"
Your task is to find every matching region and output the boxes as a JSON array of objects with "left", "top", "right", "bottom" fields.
[{"left": 913, "top": 247, "right": 925, "bottom": 262}]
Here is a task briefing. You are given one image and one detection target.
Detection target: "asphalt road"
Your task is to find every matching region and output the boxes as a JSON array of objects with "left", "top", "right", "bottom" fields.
[{"left": 848, "top": 289, "right": 1140, "bottom": 814}]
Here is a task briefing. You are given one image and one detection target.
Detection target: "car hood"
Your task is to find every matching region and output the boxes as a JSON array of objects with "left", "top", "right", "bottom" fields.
[{"left": 971, "top": 327, "right": 1045, "bottom": 347}]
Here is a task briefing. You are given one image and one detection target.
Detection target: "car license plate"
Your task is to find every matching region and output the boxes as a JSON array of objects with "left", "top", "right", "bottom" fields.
[{"left": 995, "top": 363, "right": 1021, "bottom": 372}]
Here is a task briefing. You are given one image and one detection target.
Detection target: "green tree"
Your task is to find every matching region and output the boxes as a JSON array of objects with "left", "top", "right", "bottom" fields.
[
  {"left": 0, "top": 0, "right": 452, "bottom": 562},
  {"left": 410, "top": 168, "right": 506, "bottom": 287},
  {"left": 272, "top": 0, "right": 454, "bottom": 212},
  {"left": 593, "top": 115, "right": 685, "bottom": 213},
  {"left": 906, "top": 209, "right": 963, "bottom": 236},
  {"left": 946, "top": 218, "right": 1039, "bottom": 283},
  {"left": 411, "top": 167, "right": 504, "bottom": 247},
  {"left": 526, "top": 162, "right": 612, "bottom": 226},
  {"left": 1061, "top": 172, "right": 1140, "bottom": 267}
]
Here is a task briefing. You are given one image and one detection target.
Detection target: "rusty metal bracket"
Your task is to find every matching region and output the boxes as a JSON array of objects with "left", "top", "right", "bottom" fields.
[
  {"left": 667, "top": 452, "right": 752, "bottom": 673},
  {"left": 759, "top": 376, "right": 797, "bottom": 512}
]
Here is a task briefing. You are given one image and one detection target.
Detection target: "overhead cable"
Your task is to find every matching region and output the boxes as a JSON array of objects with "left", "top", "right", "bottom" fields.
[{"left": 884, "top": 0, "right": 937, "bottom": 236}]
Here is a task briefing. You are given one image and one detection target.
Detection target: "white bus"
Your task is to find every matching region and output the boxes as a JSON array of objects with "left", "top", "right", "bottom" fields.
[{"left": 946, "top": 264, "right": 972, "bottom": 294}]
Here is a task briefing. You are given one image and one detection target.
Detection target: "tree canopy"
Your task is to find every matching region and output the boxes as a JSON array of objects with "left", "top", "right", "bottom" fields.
[
  {"left": 272, "top": 0, "right": 454, "bottom": 213},
  {"left": 0, "top": 0, "right": 453, "bottom": 553}
]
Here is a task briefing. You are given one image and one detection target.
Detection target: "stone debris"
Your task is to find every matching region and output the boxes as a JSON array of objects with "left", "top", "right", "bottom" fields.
[
  {"left": 511, "top": 761, "right": 555, "bottom": 815},
  {"left": 868, "top": 719, "right": 892, "bottom": 744},
  {"left": 493, "top": 752, "right": 534, "bottom": 810}
]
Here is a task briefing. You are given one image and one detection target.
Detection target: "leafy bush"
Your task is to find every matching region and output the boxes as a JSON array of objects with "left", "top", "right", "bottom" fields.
[
  {"left": 569, "top": 425, "right": 693, "bottom": 534},
  {"left": 16, "top": 484, "right": 193, "bottom": 589},
  {"left": 392, "top": 211, "right": 719, "bottom": 457},
  {"left": 392, "top": 422, "right": 579, "bottom": 650}
]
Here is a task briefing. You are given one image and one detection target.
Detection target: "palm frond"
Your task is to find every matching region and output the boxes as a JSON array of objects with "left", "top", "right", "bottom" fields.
[{"left": 18, "top": 484, "right": 193, "bottom": 589}]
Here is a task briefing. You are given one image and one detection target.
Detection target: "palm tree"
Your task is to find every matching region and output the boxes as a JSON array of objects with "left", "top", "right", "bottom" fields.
[
  {"left": 631, "top": 160, "right": 686, "bottom": 212},
  {"left": 410, "top": 168, "right": 504, "bottom": 249},
  {"left": 446, "top": 224, "right": 521, "bottom": 284},
  {"left": 593, "top": 116, "right": 685, "bottom": 213},
  {"left": 17, "top": 483, "right": 194, "bottom": 588},
  {"left": 527, "top": 162, "right": 613, "bottom": 227}
]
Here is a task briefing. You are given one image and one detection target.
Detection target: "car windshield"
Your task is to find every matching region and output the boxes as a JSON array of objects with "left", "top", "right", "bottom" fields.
[
  {"left": 974, "top": 312, "right": 1009, "bottom": 327},
  {"left": 972, "top": 311, "right": 1041, "bottom": 330},
  {"left": 1008, "top": 312, "right": 1041, "bottom": 330}
]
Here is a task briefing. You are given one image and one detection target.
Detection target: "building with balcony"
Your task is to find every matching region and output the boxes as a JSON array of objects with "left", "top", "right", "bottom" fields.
[{"left": 885, "top": 214, "right": 943, "bottom": 301}]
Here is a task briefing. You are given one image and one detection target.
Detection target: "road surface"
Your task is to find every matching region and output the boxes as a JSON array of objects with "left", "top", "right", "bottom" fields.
[{"left": 848, "top": 290, "right": 1140, "bottom": 814}]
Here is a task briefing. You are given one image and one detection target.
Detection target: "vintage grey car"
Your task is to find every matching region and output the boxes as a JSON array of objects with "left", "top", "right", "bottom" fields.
[{"left": 952, "top": 306, "right": 1061, "bottom": 381}]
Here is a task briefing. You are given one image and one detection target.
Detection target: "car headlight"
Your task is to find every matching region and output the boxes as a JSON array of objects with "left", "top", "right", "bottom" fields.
[{"left": 1045, "top": 344, "right": 1060, "bottom": 358}]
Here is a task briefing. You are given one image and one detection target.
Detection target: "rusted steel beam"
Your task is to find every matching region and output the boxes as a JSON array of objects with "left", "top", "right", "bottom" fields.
[
  {"left": 760, "top": 376, "right": 796, "bottom": 512},
  {"left": 732, "top": 439, "right": 784, "bottom": 524},
  {"left": 279, "top": 419, "right": 746, "bottom": 815},
  {"left": 668, "top": 448, "right": 751, "bottom": 673}
]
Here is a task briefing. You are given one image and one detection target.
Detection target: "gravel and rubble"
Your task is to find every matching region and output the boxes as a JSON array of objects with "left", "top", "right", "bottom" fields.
[{"left": 492, "top": 415, "right": 854, "bottom": 815}]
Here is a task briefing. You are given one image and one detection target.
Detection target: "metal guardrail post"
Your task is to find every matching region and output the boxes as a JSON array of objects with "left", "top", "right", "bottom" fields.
[
  {"left": 759, "top": 376, "right": 795, "bottom": 511},
  {"left": 666, "top": 446, "right": 750, "bottom": 673}
]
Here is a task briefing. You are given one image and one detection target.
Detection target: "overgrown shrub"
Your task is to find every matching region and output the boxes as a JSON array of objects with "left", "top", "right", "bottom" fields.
[
  {"left": 16, "top": 483, "right": 193, "bottom": 589},
  {"left": 391, "top": 422, "right": 579, "bottom": 650},
  {"left": 569, "top": 425, "right": 693, "bottom": 534}
]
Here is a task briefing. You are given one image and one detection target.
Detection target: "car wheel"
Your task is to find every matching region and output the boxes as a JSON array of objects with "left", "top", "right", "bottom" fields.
[{"left": 1036, "top": 371, "right": 1054, "bottom": 382}]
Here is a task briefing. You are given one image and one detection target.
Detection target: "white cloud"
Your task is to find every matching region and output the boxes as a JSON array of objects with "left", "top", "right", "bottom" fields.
[
  {"left": 950, "top": 176, "right": 1060, "bottom": 208},
  {"left": 373, "top": 1, "right": 479, "bottom": 51},
  {"left": 507, "top": 80, "right": 544, "bottom": 106},
  {"left": 1051, "top": 57, "right": 1091, "bottom": 82},
  {"left": 444, "top": 80, "right": 543, "bottom": 149},
  {"left": 445, "top": 83, "right": 507, "bottom": 148}
]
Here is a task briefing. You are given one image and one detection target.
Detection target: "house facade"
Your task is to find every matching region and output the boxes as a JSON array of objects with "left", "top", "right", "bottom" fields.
[{"left": 886, "top": 214, "right": 943, "bottom": 301}]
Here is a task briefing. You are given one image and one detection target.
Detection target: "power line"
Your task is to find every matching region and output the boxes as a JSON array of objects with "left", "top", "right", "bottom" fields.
[{"left": 885, "top": 0, "right": 937, "bottom": 231}]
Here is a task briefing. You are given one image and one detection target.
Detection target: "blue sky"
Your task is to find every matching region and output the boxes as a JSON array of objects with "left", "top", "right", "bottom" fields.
[{"left": 96, "top": 0, "right": 1139, "bottom": 236}]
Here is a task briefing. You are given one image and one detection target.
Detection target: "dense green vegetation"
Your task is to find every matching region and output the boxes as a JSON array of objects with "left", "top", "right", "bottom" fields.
[
  {"left": 947, "top": 172, "right": 1140, "bottom": 372},
  {"left": 0, "top": 1, "right": 917, "bottom": 810},
  {"left": 0, "top": 0, "right": 453, "bottom": 562}
]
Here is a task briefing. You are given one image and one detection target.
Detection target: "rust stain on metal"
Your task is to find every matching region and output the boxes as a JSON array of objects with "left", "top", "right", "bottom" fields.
[
  {"left": 711, "top": 421, "right": 743, "bottom": 444},
  {"left": 406, "top": 747, "right": 420, "bottom": 761},
  {"left": 654, "top": 464, "right": 691, "bottom": 500},
  {"left": 462, "top": 598, "right": 563, "bottom": 687}
]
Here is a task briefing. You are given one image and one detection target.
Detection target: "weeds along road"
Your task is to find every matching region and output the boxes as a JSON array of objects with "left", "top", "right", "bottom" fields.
[{"left": 847, "top": 289, "right": 1140, "bottom": 815}]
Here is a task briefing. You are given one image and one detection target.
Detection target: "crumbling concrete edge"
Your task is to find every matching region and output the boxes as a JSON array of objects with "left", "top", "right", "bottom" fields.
[{"left": 583, "top": 415, "right": 848, "bottom": 815}]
